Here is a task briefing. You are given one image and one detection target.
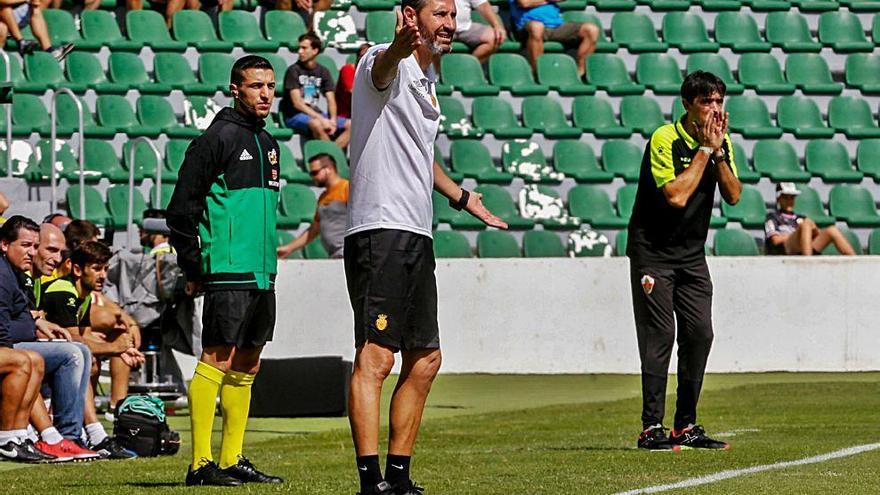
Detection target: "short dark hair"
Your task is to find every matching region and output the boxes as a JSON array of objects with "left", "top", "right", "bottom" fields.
[
  {"left": 71, "top": 240, "right": 111, "bottom": 268},
  {"left": 401, "top": 0, "right": 431, "bottom": 12},
  {"left": 143, "top": 208, "right": 166, "bottom": 220},
  {"left": 65, "top": 220, "right": 100, "bottom": 252},
  {"left": 309, "top": 153, "right": 337, "bottom": 170},
  {"left": 0, "top": 215, "right": 39, "bottom": 243},
  {"left": 681, "top": 71, "right": 726, "bottom": 103},
  {"left": 231, "top": 55, "right": 274, "bottom": 86},
  {"left": 298, "top": 32, "right": 323, "bottom": 53}
]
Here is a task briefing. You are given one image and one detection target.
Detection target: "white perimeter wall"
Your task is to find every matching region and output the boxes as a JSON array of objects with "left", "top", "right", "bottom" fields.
[{"left": 264, "top": 258, "right": 880, "bottom": 373}]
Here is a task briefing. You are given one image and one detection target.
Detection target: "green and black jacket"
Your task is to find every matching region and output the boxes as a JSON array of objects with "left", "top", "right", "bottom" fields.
[{"left": 167, "top": 107, "right": 281, "bottom": 291}]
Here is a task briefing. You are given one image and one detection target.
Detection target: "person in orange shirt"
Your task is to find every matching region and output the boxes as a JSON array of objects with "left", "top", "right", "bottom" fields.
[{"left": 277, "top": 153, "right": 348, "bottom": 259}]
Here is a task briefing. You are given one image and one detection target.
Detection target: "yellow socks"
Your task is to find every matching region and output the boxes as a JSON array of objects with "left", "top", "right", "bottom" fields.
[
  {"left": 218, "top": 370, "right": 255, "bottom": 469},
  {"left": 189, "top": 362, "right": 224, "bottom": 468}
]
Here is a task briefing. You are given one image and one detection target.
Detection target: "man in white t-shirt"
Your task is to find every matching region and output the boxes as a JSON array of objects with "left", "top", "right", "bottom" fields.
[
  {"left": 345, "top": 1, "right": 506, "bottom": 494},
  {"left": 453, "top": 0, "right": 506, "bottom": 63}
]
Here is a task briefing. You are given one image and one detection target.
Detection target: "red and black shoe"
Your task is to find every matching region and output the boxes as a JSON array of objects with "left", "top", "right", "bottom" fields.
[
  {"left": 637, "top": 425, "right": 680, "bottom": 451},
  {"left": 670, "top": 425, "right": 730, "bottom": 450}
]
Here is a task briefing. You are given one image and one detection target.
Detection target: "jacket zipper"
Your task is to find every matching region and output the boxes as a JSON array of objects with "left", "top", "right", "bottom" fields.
[{"left": 254, "top": 133, "right": 267, "bottom": 286}]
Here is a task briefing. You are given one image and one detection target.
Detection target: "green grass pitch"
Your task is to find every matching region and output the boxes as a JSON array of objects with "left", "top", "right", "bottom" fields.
[{"left": 1, "top": 373, "right": 878, "bottom": 494}]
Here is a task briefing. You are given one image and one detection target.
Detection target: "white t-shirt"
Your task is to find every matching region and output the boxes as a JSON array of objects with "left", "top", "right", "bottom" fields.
[
  {"left": 455, "top": 0, "right": 487, "bottom": 33},
  {"left": 346, "top": 44, "right": 440, "bottom": 239}
]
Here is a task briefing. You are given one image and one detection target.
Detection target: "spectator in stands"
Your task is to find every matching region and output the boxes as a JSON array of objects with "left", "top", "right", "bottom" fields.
[
  {"left": 43, "top": 213, "right": 72, "bottom": 232},
  {"left": 64, "top": 219, "right": 99, "bottom": 253},
  {"left": 0, "top": 217, "right": 98, "bottom": 461},
  {"left": 139, "top": 209, "right": 175, "bottom": 256},
  {"left": 42, "top": 0, "right": 100, "bottom": 13},
  {"left": 126, "top": 0, "right": 198, "bottom": 29},
  {"left": 336, "top": 43, "right": 370, "bottom": 121},
  {"left": 765, "top": 182, "right": 856, "bottom": 256},
  {"left": 454, "top": 0, "right": 506, "bottom": 63},
  {"left": 281, "top": 32, "right": 352, "bottom": 148},
  {"left": 277, "top": 153, "right": 348, "bottom": 259},
  {"left": 0, "top": 0, "right": 73, "bottom": 61},
  {"left": 509, "top": 0, "right": 598, "bottom": 77}
]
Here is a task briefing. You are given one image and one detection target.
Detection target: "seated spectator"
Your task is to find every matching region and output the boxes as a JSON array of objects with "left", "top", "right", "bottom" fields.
[
  {"left": 0, "top": 0, "right": 73, "bottom": 61},
  {"left": 765, "top": 182, "right": 856, "bottom": 256},
  {"left": 277, "top": 153, "right": 348, "bottom": 259},
  {"left": 42, "top": 0, "right": 100, "bottom": 13},
  {"left": 0, "top": 217, "right": 98, "bottom": 461},
  {"left": 454, "top": 0, "right": 506, "bottom": 63},
  {"left": 335, "top": 43, "right": 370, "bottom": 121},
  {"left": 509, "top": 0, "right": 598, "bottom": 77},
  {"left": 281, "top": 32, "right": 351, "bottom": 148},
  {"left": 126, "top": 0, "right": 199, "bottom": 29}
]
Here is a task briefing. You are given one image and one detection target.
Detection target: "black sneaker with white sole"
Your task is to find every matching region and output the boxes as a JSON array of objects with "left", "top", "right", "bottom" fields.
[
  {"left": 186, "top": 460, "right": 243, "bottom": 486},
  {"left": 669, "top": 425, "right": 730, "bottom": 450},
  {"left": 637, "top": 425, "right": 679, "bottom": 451},
  {"left": 357, "top": 481, "right": 394, "bottom": 495},
  {"left": 49, "top": 43, "right": 75, "bottom": 63},
  {"left": 92, "top": 437, "right": 137, "bottom": 459},
  {"left": 0, "top": 440, "right": 48, "bottom": 463},
  {"left": 222, "top": 456, "right": 283, "bottom": 483}
]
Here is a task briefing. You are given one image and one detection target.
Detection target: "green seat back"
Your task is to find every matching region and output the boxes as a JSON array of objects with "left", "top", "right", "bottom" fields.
[
  {"left": 199, "top": 53, "right": 235, "bottom": 89},
  {"left": 829, "top": 184, "right": 880, "bottom": 220},
  {"left": 715, "top": 12, "right": 766, "bottom": 45},
  {"left": 79, "top": 139, "right": 120, "bottom": 179},
  {"left": 154, "top": 53, "right": 199, "bottom": 86},
  {"left": 303, "top": 140, "right": 350, "bottom": 178},
  {"left": 264, "top": 10, "right": 307, "bottom": 47},
  {"left": 738, "top": 53, "right": 789, "bottom": 86},
  {"left": 137, "top": 95, "right": 178, "bottom": 128},
  {"left": 611, "top": 12, "right": 663, "bottom": 45},
  {"left": 619, "top": 95, "right": 664, "bottom": 134},
  {"left": 617, "top": 184, "right": 638, "bottom": 219},
  {"left": 489, "top": 53, "right": 540, "bottom": 89},
  {"left": 536, "top": 53, "right": 582, "bottom": 87},
  {"left": 475, "top": 184, "right": 524, "bottom": 221},
  {"left": 109, "top": 52, "right": 152, "bottom": 86},
  {"left": 856, "top": 139, "right": 880, "bottom": 177},
  {"left": 720, "top": 185, "right": 767, "bottom": 226},
  {"left": 472, "top": 96, "right": 521, "bottom": 131},
  {"left": 24, "top": 51, "right": 66, "bottom": 88},
  {"left": 635, "top": 53, "right": 683, "bottom": 88},
  {"left": 477, "top": 230, "right": 520, "bottom": 258},
  {"left": 829, "top": 96, "right": 879, "bottom": 130},
  {"left": 686, "top": 53, "right": 739, "bottom": 86},
  {"left": 172, "top": 10, "right": 223, "bottom": 44},
  {"left": 792, "top": 185, "right": 830, "bottom": 221},
  {"left": 819, "top": 11, "right": 871, "bottom": 45},
  {"left": 441, "top": 54, "right": 491, "bottom": 88},
  {"left": 713, "top": 229, "right": 759, "bottom": 255},
  {"left": 0, "top": 54, "right": 25, "bottom": 84},
  {"left": 165, "top": 139, "right": 191, "bottom": 175},
  {"left": 12, "top": 94, "right": 50, "bottom": 129},
  {"left": 521, "top": 96, "right": 570, "bottom": 130},
  {"left": 433, "top": 231, "right": 472, "bottom": 258},
  {"left": 97, "top": 95, "right": 139, "bottom": 128},
  {"left": 766, "top": 12, "right": 816, "bottom": 46},
  {"left": 66, "top": 185, "right": 110, "bottom": 225},
  {"left": 149, "top": 184, "right": 175, "bottom": 209},
  {"left": 66, "top": 52, "right": 109, "bottom": 87},
  {"left": 752, "top": 140, "right": 805, "bottom": 178},
  {"left": 127, "top": 10, "right": 177, "bottom": 43},
  {"left": 567, "top": 185, "right": 617, "bottom": 223},
  {"left": 845, "top": 54, "right": 880, "bottom": 88},
  {"left": 805, "top": 140, "right": 857, "bottom": 176},
  {"left": 662, "top": 12, "right": 714, "bottom": 45},
  {"left": 106, "top": 185, "right": 148, "bottom": 228},
  {"left": 553, "top": 140, "right": 605, "bottom": 178},
  {"left": 786, "top": 53, "right": 836, "bottom": 86},
  {"left": 365, "top": 11, "right": 396, "bottom": 43},
  {"left": 81, "top": 10, "right": 126, "bottom": 46},
  {"left": 280, "top": 183, "right": 317, "bottom": 222},
  {"left": 122, "top": 140, "right": 159, "bottom": 180},
  {"left": 868, "top": 228, "right": 880, "bottom": 255},
  {"left": 601, "top": 140, "right": 642, "bottom": 179},
  {"left": 572, "top": 96, "right": 621, "bottom": 130},
  {"left": 523, "top": 230, "right": 566, "bottom": 257},
  {"left": 727, "top": 95, "right": 775, "bottom": 128},
  {"left": 43, "top": 9, "right": 81, "bottom": 45},
  {"left": 587, "top": 54, "right": 636, "bottom": 86},
  {"left": 451, "top": 140, "right": 498, "bottom": 176},
  {"left": 777, "top": 96, "right": 828, "bottom": 130}
]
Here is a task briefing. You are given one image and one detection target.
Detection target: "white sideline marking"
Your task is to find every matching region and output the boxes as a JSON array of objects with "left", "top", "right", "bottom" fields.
[
  {"left": 715, "top": 428, "right": 761, "bottom": 438},
  {"left": 614, "top": 442, "right": 880, "bottom": 495}
]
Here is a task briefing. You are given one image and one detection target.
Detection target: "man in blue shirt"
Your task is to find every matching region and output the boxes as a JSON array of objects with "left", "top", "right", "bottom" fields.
[{"left": 509, "top": 0, "right": 598, "bottom": 77}]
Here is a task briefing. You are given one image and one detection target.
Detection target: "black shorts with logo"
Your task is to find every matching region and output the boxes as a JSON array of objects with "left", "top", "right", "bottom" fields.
[
  {"left": 344, "top": 229, "right": 439, "bottom": 352},
  {"left": 201, "top": 290, "right": 276, "bottom": 349}
]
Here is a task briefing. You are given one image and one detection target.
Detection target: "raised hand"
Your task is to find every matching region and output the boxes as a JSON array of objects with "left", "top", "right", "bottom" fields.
[
  {"left": 465, "top": 192, "right": 509, "bottom": 229},
  {"left": 697, "top": 112, "right": 724, "bottom": 151},
  {"left": 389, "top": 9, "right": 422, "bottom": 59}
]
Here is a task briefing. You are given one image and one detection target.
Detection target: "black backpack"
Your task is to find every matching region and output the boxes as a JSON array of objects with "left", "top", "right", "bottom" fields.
[{"left": 113, "top": 395, "right": 180, "bottom": 457}]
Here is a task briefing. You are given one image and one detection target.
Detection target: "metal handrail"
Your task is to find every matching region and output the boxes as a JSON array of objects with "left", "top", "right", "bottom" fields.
[
  {"left": 1, "top": 51, "right": 11, "bottom": 178},
  {"left": 49, "top": 88, "right": 84, "bottom": 216},
  {"left": 126, "top": 137, "right": 161, "bottom": 248}
]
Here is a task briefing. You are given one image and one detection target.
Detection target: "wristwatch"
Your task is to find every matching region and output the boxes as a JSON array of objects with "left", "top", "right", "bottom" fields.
[{"left": 450, "top": 189, "right": 470, "bottom": 211}]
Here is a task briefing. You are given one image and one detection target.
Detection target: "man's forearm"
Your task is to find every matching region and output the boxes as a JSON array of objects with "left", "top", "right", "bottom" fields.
[
  {"left": 477, "top": 3, "right": 502, "bottom": 28},
  {"left": 716, "top": 157, "right": 742, "bottom": 205},
  {"left": 326, "top": 92, "right": 337, "bottom": 121},
  {"left": 661, "top": 153, "right": 710, "bottom": 208},
  {"left": 371, "top": 49, "right": 404, "bottom": 92},
  {"left": 433, "top": 162, "right": 461, "bottom": 200}
]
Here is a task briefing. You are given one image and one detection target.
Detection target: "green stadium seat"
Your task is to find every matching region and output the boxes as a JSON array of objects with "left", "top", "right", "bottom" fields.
[
  {"left": 263, "top": 10, "right": 307, "bottom": 50},
  {"left": 433, "top": 231, "right": 472, "bottom": 258},
  {"left": 521, "top": 96, "right": 581, "bottom": 139},
  {"left": 619, "top": 95, "right": 664, "bottom": 137},
  {"left": 844, "top": 0, "right": 880, "bottom": 12},
  {"left": 489, "top": 54, "right": 549, "bottom": 96},
  {"left": 477, "top": 230, "right": 521, "bottom": 258},
  {"left": 765, "top": 12, "right": 823, "bottom": 52},
  {"left": 313, "top": 11, "right": 358, "bottom": 50},
  {"left": 502, "top": 140, "right": 561, "bottom": 183},
  {"left": 737, "top": 53, "right": 796, "bottom": 94},
  {"left": 828, "top": 184, "right": 880, "bottom": 227},
  {"left": 149, "top": 183, "right": 175, "bottom": 210},
  {"left": 776, "top": 96, "right": 836, "bottom": 139},
  {"left": 556, "top": 0, "right": 588, "bottom": 10},
  {"left": 161, "top": 139, "right": 191, "bottom": 184},
  {"left": 303, "top": 140, "right": 350, "bottom": 178},
  {"left": 822, "top": 227, "right": 862, "bottom": 255},
  {"left": 108, "top": 53, "right": 172, "bottom": 94},
  {"left": 81, "top": 10, "right": 140, "bottom": 51},
  {"left": 587, "top": 54, "right": 645, "bottom": 95},
  {"left": 561, "top": 12, "right": 618, "bottom": 52},
  {"left": 805, "top": 140, "right": 864, "bottom": 183},
  {"left": 536, "top": 54, "right": 596, "bottom": 96},
  {"left": 121, "top": 140, "right": 157, "bottom": 183},
  {"left": 714, "top": 12, "right": 772, "bottom": 52},
  {"left": 568, "top": 185, "right": 628, "bottom": 228},
  {"left": 523, "top": 231, "right": 566, "bottom": 257},
  {"left": 137, "top": 96, "right": 201, "bottom": 139},
  {"left": 819, "top": 11, "right": 874, "bottom": 52},
  {"left": 172, "top": 11, "right": 233, "bottom": 51},
  {"left": 277, "top": 183, "right": 316, "bottom": 228},
  {"left": 700, "top": 0, "right": 743, "bottom": 10},
  {"left": 785, "top": 53, "right": 843, "bottom": 95},
  {"left": 553, "top": 140, "right": 613, "bottom": 183},
  {"left": 856, "top": 139, "right": 880, "bottom": 181},
  {"left": 662, "top": 12, "right": 720, "bottom": 53},
  {"left": 126, "top": 11, "right": 187, "bottom": 51},
  {"left": 726, "top": 96, "right": 784, "bottom": 138},
  {"left": 441, "top": 54, "right": 499, "bottom": 96},
  {"left": 602, "top": 140, "right": 642, "bottom": 182},
  {"left": 615, "top": 230, "right": 628, "bottom": 256},
  {"left": 616, "top": 184, "right": 638, "bottom": 221},
  {"left": 792, "top": 184, "right": 835, "bottom": 227},
  {"left": 635, "top": 53, "right": 683, "bottom": 95},
  {"left": 276, "top": 144, "right": 309, "bottom": 184},
  {"left": 43, "top": 9, "right": 101, "bottom": 51},
  {"left": 11, "top": 94, "right": 54, "bottom": 136},
  {"left": 845, "top": 54, "right": 880, "bottom": 94},
  {"left": 450, "top": 140, "right": 513, "bottom": 184},
  {"left": 869, "top": 229, "right": 880, "bottom": 254},
  {"left": 276, "top": 231, "right": 304, "bottom": 260},
  {"left": 54, "top": 93, "right": 113, "bottom": 139},
  {"left": 875, "top": 12, "right": 880, "bottom": 43},
  {"left": 752, "top": 140, "right": 811, "bottom": 181},
  {"left": 572, "top": 96, "right": 631, "bottom": 138},
  {"left": 27, "top": 140, "right": 77, "bottom": 181},
  {"left": 713, "top": 229, "right": 759, "bottom": 255},
  {"left": 432, "top": 190, "right": 485, "bottom": 229},
  {"left": 0, "top": 53, "right": 25, "bottom": 88},
  {"left": 97, "top": 95, "right": 159, "bottom": 137},
  {"left": 638, "top": 0, "right": 690, "bottom": 10},
  {"left": 475, "top": 185, "right": 535, "bottom": 229},
  {"left": 66, "top": 52, "right": 127, "bottom": 94},
  {"left": 438, "top": 96, "right": 483, "bottom": 138},
  {"left": 828, "top": 96, "right": 880, "bottom": 138},
  {"left": 730, "top": 141, "right": 760, "bottom": 184},
  {"left": 685, "top": 54, "right": 744, "bottom": 94},
  {"left": 472, "top": 97, "right": 532, "bottom": 139},
  {"left": 353, "top": 0, "right": 396, "bottom": 11},
  {"left": 198, "top": 53, "right": 235, "bottom": 95},
  {"left": 66, "top": 185, "right": 110, "bottom": 225},
  {"left": 315, "top": 54, "right": 339, "bottom": 83},
  {"left": 24, "top": 51, "right": 87, "bottom": 93},
  {"left": 154, "top": 53, "right": 217, "bottom": 95},
  {"left": 218, "top": 10, "right": 279, "bottom": 51},
  {"left": 611, "top": 12, "right": 668, "bottom": 52},
  {"left": 66, "top": 139, "right": 120, "bottom": 183},
  {"left": 747, "top": 0, "right": 792, "bottom": 12},
  {"left": 793, "top": 0, "right": 839, "bottom": 12},
  {"left": 720, "top": 185, "right": 766, "bottom": 228},
  {"left": 365, "top": 11, "right": 395, "bottom": 44},
  {"left": 106, "top": 186, "right": 148, "bottom": 229}
]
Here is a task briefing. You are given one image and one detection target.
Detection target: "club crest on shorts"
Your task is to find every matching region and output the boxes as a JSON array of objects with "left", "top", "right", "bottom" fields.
[
  {"left": 267, "top": 148, "right": 278, "bottom": 166},
  {"left": 376, "top": 314, "right": 388, "bottom": 331},
  {"left": 641, "top": 275, "right": 655, "bottom": 295}
]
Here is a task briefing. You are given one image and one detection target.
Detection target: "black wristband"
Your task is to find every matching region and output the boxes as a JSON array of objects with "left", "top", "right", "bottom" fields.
[{"left": 450, "top": 189, "right": 470, "bottom": 211}]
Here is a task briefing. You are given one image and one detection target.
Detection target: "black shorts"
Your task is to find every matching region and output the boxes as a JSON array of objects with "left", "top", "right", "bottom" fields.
[
  {"left": 344, "top": 229, "right": 439, "bottom": 352},
  {"left": 201, "top": 290, "right": 276, "bottom": 349}
]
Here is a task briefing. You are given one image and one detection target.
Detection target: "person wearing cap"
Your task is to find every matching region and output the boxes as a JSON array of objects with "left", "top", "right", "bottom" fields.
[
  {"left": 765, "top": 182, "right": 856, "bottom": 256},
  {"left": 140, "top": 209, "right": 175, "bottom": 257}
]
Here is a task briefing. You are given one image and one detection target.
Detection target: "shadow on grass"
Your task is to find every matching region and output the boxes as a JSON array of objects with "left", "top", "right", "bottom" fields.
[{"left": 125, "top": 482, "right": 181, "bottom": 488}]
